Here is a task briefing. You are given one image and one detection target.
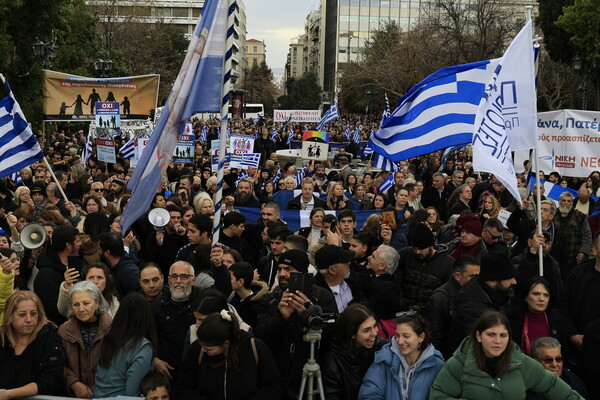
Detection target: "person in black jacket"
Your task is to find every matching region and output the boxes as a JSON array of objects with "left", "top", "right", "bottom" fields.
[
  {"left": 254, "top": 249, "right": 337, "bottom": 400},
  {"left": 174, "top": 311, "right": 283, "bottom": 400},
  {"left": 287, "top": 181, "right": 327, "bottom": 211},
  {"left": 423, "top": 255, "right": 480, "bottom": 359},
  {"left": 253, "top": 128, "right": 276, "bottom": 167},
  {"left": 33, "top": 224, "right": 83, "bottom": 325},
  {"left": 0, "top": 291, "right": 65, "bottom": 398},
  {"left": 322, "top": 304, "right": 385, "bottom": 400},
  {"left": 99, "top": 231, "right": 141, "bottom": 297},
  {"left": 421, "top": 172, "right": 452, "bottom": 223}
]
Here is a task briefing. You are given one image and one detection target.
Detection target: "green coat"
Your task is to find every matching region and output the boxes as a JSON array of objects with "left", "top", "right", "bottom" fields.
[{"left": 429, "top": 337, "right": 583, "bottom": 400}]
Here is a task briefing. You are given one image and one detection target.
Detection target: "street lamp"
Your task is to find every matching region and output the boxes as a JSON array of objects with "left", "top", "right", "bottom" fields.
[
  {"left": 572, "top": 55, "right": 597, "bottom": 110},
  {"left": 94, "top": 58, "right": 113, "bottom": 78},
  {"left": 31, "top": 37, "right": 58, "bottom": 69}
]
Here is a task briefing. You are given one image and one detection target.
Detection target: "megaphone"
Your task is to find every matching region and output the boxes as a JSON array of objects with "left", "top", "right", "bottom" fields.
[
  {"left": 148, "top": 208, "right": 170, "bottom": 232},
  {"left": 20, "top": 222, "right": 48, "bottom": 250}
]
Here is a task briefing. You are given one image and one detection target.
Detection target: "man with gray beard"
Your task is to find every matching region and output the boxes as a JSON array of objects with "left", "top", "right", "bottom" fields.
[
  {"left": 553, "top": 191, "right": 592, "bottom": 281},
  {"left": 150, "top": 261, "right": 200, "bottom": 383}
]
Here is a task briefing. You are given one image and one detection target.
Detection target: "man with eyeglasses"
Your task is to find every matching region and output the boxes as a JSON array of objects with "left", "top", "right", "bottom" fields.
[
  {"left": 481, "top": 218, "right": 509, "bottom": 257},
  {"left": 530, "top": 337, "right": 588, "bottom": 399},
  {"left": 151, "top": 261, "right": 199, "bottom": 383}
]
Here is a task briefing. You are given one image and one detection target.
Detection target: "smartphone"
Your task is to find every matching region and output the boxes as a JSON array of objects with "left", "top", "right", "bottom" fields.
[{"left": 288, "top": 272, "right": 314, "bottom": 297}]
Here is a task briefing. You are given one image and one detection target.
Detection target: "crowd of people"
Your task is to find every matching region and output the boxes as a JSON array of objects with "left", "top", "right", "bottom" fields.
[{"left": 1, "top": 116, "right": 600, "bottom": 400}]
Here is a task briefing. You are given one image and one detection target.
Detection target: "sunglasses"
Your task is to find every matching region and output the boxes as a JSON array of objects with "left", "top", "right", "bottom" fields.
[
  {"left": 536, "top": 356, "right": 563, "bottom": 364},
  {"left": 93, "top": 188, "right": 104, "bottom": 192}
]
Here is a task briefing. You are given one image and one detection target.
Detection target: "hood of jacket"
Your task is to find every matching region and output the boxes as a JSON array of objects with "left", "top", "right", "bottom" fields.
[
  {"left": 374, "top": 338, "right": 444, "bottom": 372},
  {"left": 249, "top": 280, "right": 269, "bottom": 302}
]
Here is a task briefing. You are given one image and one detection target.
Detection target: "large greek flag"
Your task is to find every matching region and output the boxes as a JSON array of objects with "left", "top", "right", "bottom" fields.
[
  {"left": 369, "top": 59, "right": 500, "bottom": 162},
  {"left": 120, "top": 0, "right": 228, "bottom": 233},
  {"left": 0, "top": 78, "right": 44, "bottom": 177},
  {"left": 119, "top": 137, "right": 135, "bottom": 159},
  {"left": 315, "top": 102, "right": 339, "bottom": 131}
]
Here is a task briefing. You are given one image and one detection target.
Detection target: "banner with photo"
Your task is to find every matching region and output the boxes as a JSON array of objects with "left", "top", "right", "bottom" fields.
[
  {"left": 95, "top": 102, "right": 118, "bottom": 163},
  {"left": 173, "top": 122, "right": 195, "bottom": 164},
  {"left": 43, "top": 70, "right": 159, "bottom": 121},
  {"left": 229, "top": 134, "right": 255, "bottom": 169},
  {"left": 537, "top": 109, "right": 600, "bottom": 177}
]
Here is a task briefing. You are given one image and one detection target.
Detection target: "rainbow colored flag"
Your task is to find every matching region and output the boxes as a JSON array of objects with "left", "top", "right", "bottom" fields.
[{"left": 302, "top": 130, "right": 330, "bottom": 143}]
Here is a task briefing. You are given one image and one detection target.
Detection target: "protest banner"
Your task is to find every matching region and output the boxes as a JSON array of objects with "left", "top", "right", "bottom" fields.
[
  {"left": 273, "top": 109, "right": 321, "bottom": 123},
  {"left": 43, "top": 70, "right": 159, "bottom": 121},
  {"left": 95, "top": 102, "right": 119, "bottom": 163}
]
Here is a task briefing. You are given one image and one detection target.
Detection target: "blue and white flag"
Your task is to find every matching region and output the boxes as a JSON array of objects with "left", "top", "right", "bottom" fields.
[
  {"left": 315, "top": 103, "right": 339, "bottom": 131},
  {"left": 240, "top": 152, "right": 261, "bottom": 169},
  {"left": 295, "top": 164, "right": 308, "bottom": 187},
  {"left": 119, "top": 137, "right": 135, "bottom": 159},
  {"left": 345, "top": 124, "right": 351, "bottom": 141},
  {"left": 370, "top": 59, "right": 500, "bottom": 162},
  {"left": 0, "top": 79, "right": 44, "bottom": 178},
  {"left": 378, "top": 174, "right": 394, "bottom": 193},
  {"left": 372, "top": 152, "right": 399, "bottom": 172},
  {"left": 272, "top": 168, "right": 282, "bottom": 184},
  {"left": 81, "top": 133, "right": 93, "bottom": 166},
  {"left": 200, "top": 125, "right": 207, "bottom": 141},
  {"left": 527, "top": 177, "right": 579, "bottom": 204},
  {"left": 120, "top": 0, "right": 228, "bottom": 233},
  {"left": 287, "top": 127, "right": 294, "bottom": 145},
  {"left": 363, "top": 145, "right": 374, "bottom": 159},
  {"left": 380, "top": 93, "right": 391, "bottom": 128},
  {"left": 253, "top": 115, "right": 260, "bottom": 125},
  {"left": 271, "top": 126, "right": 278, "bottom": 141},
  {"left": 439, "top": 145, "right": 465, "bottom": 172},
  {"left": 235, "top": 170, "right": 249, "bottom": 184},
  {"left": 472, "top": 20, "right": 536, "bottom": 204},
  {"left": 226, "top": 127, "right": 231, "bottom": 138},
  {"left": 353, "top": 127, "right": 360, "bottom": 143},
  {"left": 9, "top": 171, "right": 22, "bottom": 184}
]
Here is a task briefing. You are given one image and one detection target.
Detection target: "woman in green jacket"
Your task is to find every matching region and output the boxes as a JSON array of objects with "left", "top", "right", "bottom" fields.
[{"left": 429, "top": 311, "right": 583, "bottom": 400}]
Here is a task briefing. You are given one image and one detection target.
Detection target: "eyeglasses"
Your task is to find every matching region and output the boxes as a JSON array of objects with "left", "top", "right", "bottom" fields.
[
  {"left": 484, "top": 228, "right": 502, "bottom": 240},
  {"left": 536, "top": 356, "right": 563, "bottom": 364},
  {"left": 169, "top": 273, "right": 194, "bottom": 281},
  {"left": 93, "top": 188, "right": 104, "bottom": 192}
]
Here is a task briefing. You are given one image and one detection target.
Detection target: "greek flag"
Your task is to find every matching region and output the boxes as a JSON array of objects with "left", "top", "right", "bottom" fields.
[
  {"left": 370, "top": 59, "right": 500, "bottom": 162},
  {"left": 120, "top": 0, "right": 228, "bottom": 233},
  {"left": 271, "top": 126, "right": 278, "bottom": 141},
  {"left": 353, "top": 127, "right": 360, "bottom": 143},
  {"left": 81, "top": 133, "right": 93, "bottom": 165},
  {"left": 345, "top": 124, "right": 351, "bottom": 141},
  {"left": 272, "top": 168, "right": 281, "bottom": 184},
  {"left": 439, "top": 145, "right": 465, "bottom": 172},
  {"left": 378, "top": 174, "right": 394, "bottom": 193},
  {"left": 119, "top": 137, "right": 135, "bottom": 159},
  {"left": 380, "top": 93, "right": 391, "bottom": 128},
  {"left": 253, "top": 115, "right": 260, "bottom": 125},
  {"left": 226, "top": 127, "right": 231, "bottom": 138},
  {"left": 295, "top": 165, "right": 308, "bottom": 187},
  {"left": 363, "top": 145, "right": 374, "bottom": 159},
  {"left": 200, "top": 125, "right": 207, "bottom": 141},
  {"left": 235, "top": 170, "right": 249, "bottom": 184},
  {"left": 240, "top": 152, "right": 260, "bottom": 169},
  {"left": 315, "top": 102, "right": 339, "bottom": 131},
  {"left": 9, "top": 171, "right": 22, "bottom": 184},
  {"left": 287, "top": 127, "right": 293, "bottom": 145},
  {"left": 373, "top": 152, "right": 399, "bottom": 172},
  {"left": 0, "top": 78, "right": 44, "bottom": 178}
]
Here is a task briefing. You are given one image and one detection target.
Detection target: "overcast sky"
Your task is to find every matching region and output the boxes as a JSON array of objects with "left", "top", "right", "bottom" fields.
[{"left": 245, "top": 0, "right": 320, "bottom": 73}]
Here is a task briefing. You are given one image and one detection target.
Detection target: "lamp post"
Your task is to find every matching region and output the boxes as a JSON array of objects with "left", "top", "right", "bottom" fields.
[
  {"left": 572, "top": 55, "right": 597, "bottom": 110},
  {"left": 31, "top": 38, "right": 58, "bottom": 69},
  {"left": 94, "top": 58, "right": 113, "bottom": 78}
]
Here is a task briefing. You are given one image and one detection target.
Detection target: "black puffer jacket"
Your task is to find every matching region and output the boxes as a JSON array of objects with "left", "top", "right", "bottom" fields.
[
  {"left": 423, "top": 278, "right": 462, "bottom": 359},
  {"left": 321, "top": 337, "right": 386, "bottom": 400},
  {"left": 395, "top": 245, "right": 454, "bottom": 309}
]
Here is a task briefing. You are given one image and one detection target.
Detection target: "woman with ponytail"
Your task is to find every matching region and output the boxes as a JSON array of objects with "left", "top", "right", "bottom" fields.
[{"left": 174, "top": 310, "right": 283, "bottom": 400}]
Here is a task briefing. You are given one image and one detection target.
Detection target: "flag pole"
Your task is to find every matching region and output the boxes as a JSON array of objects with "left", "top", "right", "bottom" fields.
[
  {"left": 212, "top": 0, "right": 236, "bottom": 246},
  {"left": 525, "top": 4, "right": 543, "bottom": 276},
  {"left": 43, "top": 156, "right": 69, "bottom": 203}
]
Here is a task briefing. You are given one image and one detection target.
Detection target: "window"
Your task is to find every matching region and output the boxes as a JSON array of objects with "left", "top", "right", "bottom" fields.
[
  {"left": 253, "top": 59, "right": 257, "bottom": 66},
  {"left": 172, "top": 8, "right": 188, "bottom": 17},
  {"left": 253, "top": 46, "right": 258, "bottom": 52}
]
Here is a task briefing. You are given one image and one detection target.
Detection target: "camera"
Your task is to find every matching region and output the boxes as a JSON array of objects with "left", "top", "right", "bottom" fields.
[{"left": 299, "top": 304, "right": 336, "bottom": 332}]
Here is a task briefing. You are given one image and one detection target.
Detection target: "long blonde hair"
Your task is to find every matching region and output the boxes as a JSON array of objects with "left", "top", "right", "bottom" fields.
[
  {"left": 1, "top": 291, "right": 52, "bottom": 347},
  {"left": 327, "top": 182, "right": 345, "bottom": 210}
]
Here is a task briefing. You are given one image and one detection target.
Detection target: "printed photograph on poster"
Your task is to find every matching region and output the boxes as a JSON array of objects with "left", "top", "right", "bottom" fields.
[
  {"left": 301, "top": 141, "right": 328, "bottom": 161},
  {"left": 211, "top": 139, "right": 230, "bottom": 172},
  {"left": 229, "top": 134, "right": 255, "bottom": 169},
  {"left": 95, "top": 102, "right": 119, "bottom": 163},
  {"left": 173, "top": 134, "right": 195, "bottom": 164},
  {"left": 43, "top": 70, "right": 159, "bottom": 121}
]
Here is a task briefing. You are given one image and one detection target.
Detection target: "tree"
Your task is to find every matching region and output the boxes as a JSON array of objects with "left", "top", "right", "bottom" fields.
[
  {"left": 0, "top": 0, "right": 101, "bottom": 126},
  {"left": 537, "top": 0, "right": 575, "bottom": 64},
  {"left": 245, "top": 61, "right": 278, "bottom": 114},
  {"left": 278, "top": 72, "right": 321, "bottom": 110},
  {"left": 537, "top": 51, "right": 580, "bottom": 111}
]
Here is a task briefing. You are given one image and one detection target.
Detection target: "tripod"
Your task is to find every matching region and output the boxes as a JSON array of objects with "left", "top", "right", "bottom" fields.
[{"left": 297, "top": 329, "right": 325, "bottom": 400}]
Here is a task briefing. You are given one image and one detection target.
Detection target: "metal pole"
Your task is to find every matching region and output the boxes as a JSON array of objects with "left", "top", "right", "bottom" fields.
[{"left": 212, "top": 0, "right": 236, "bottom": 246}]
